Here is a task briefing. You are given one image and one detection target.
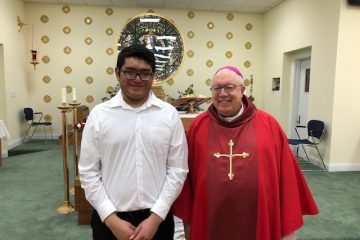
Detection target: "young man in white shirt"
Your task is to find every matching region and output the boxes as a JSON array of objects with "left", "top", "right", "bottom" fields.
[{"left": 79, "top": 44, "right": 188, "bottom": 240}]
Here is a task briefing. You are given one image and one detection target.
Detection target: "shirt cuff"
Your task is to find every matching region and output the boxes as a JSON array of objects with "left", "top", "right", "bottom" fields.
[
  {"left": 151, "top": 199, "right": 170, "bottom": 220},
  {"left": 97, "top": 199, "right": 118, "bottom": 222}
]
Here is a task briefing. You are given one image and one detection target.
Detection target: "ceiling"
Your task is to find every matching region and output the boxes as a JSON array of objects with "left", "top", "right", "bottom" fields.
[{"left": 23, "top": 0, "right": 286, "bottom": 13}]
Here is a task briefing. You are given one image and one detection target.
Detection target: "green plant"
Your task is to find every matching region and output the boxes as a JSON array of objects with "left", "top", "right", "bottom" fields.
[
  {"left": 177, "top": 83, "right": 195, "bottom": 97},
  {"left": 175, "top": 83, "right": 204, "bottom": 112}
]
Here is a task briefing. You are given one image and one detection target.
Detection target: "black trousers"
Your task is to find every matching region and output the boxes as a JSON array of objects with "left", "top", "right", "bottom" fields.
[{"left": 91, "top": 209, "right": 174, "bottom": 240}]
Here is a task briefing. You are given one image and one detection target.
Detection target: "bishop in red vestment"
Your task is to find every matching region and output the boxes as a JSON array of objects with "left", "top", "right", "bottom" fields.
[{"left": 172, "top": 66, "right": 319, "bottom": 240}]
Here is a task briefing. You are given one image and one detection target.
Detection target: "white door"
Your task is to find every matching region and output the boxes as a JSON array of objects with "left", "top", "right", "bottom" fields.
[{"left": 291, "top": 58, "right": 310, "bottom": 158}]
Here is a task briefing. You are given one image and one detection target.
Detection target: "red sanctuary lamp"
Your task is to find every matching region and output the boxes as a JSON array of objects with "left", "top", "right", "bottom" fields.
[{"left": 30, "top": 49, "right": 39, "bottom": 70}]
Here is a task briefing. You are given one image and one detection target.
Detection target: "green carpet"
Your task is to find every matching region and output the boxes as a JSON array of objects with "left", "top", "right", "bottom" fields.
[
  {"left": 0, "top": 140, "right": 91, "bottom": 239},
  {"left": 1, "top": 140, "right": 359, "bottom": 239}
]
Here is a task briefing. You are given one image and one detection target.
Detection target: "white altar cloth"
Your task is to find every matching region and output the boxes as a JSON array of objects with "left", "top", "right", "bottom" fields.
[
  {"left": 0, "top": 120, "right": 10, "bottom": 139},
  {"left": 0, "top": 120, "right": 10, "bottom": 165}
]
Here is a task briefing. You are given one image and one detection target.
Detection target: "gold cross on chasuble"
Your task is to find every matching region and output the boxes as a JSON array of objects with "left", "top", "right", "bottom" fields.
[{"left": 213, "top": 139, "right": 249, "bottom": 180}]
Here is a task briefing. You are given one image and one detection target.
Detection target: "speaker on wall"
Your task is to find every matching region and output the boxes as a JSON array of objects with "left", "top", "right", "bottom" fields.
[{"left": 348, "top": 0, "right": 360, "bottom": 6}]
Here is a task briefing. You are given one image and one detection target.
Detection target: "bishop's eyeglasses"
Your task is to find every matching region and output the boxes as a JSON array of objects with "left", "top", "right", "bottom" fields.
[
  {"left": 210, "top": 84, "right": 241, "bottom": 94},
  {"left": 120, "top": 69, "right": 153, "bottom": 81}
]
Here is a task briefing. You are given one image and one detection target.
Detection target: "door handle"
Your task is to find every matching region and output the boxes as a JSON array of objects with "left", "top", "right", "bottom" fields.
[{"left": 296, "top": 115, "right": 301, "bottom": 124}]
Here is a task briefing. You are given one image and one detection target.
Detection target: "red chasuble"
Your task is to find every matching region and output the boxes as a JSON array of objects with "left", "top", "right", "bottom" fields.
[{"left": 173, "top": 97, "right": 319, "bottom": 240}]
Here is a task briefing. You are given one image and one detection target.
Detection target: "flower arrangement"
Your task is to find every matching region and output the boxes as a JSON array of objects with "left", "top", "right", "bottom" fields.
[
  {"left": 101, "top": 83, "right": 207, "bottom": 113},
  {"left": 74, "top": 122, "right": 86, "bottom": 130}
]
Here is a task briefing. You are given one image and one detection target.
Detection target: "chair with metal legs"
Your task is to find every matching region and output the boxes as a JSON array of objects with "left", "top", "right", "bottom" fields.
[
  {"left": 23, "top": 108, "right": 53, "bottom": 144},
  {"left": 288, "top": 120, "right": 327, "bottom": 171}
]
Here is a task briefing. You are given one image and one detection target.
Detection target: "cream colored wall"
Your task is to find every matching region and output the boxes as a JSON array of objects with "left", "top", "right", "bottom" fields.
[
  {"left": 25, "top": 3, "right": 264, "bottom": 137},
  {"left": 0, "top": 0, "right": 29, "bottom": 151},
  {"left": 329, "top": 1, "right": 360, "bottom": 170},
  {"left": 263, "top": 0, "right": 342, "bottom": 169},
  {"left": 265, "top": 0, "right": 360, "bottom": 170}
]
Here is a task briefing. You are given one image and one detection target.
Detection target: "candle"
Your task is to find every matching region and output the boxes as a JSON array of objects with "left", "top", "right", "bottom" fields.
[
  {"left": 72, "top": 88, "right": 77, "bottom": 102},
  {"left": 61, "top": 88, "right": 66, "bottom": 104}
]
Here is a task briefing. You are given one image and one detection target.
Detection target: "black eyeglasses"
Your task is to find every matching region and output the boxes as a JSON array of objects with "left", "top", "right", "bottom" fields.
[
  {"left": 210, "top": 84, "right": 241, "bottom": 94},
  {"left": 120, "top": 69, "right": 153, "bottom": 81}
]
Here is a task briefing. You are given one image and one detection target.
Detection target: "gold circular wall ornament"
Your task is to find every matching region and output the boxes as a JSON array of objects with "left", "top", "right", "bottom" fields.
[
  {"left": 106, "top": 28, "right": 113, "bottom": 36},
  {"left": 187, "top": 50, "right": 194, "bottom": 58},
  {"left": 62, "top": 5, "right": 70, "bottom": 14},
  {"left": 85, "top": 76, "right": 94, "bottom": 84},
  {"left": 187, "top": 69, "right": 194, "bottom": 77},
  {"left": 105, "top": 8, "right": 113, "bottom": 16},
  {"left": 244, "top": 60, "right": 251, "bottom": 68},
  {"left": 41, "top": 35, "right": 49, "bottom": 44},
  {"left": 225, "top": 51, "right": 233, "bottom": 59},
  {"left": 207, "top": 22, "right": 215, "bottom": 29},
  {"left": 243, "top": 78, "right": 251, "bottom": 86},
  {"left": 226, "top": 13, "right": 234, "bottom": 21},
  {"left": 40, "top": 15, "right": 49, "bottom": 23},
  {"left": 147, "top": 9, "right": 155, "bottom": 13},
  {"left": 106, "top": 86, "right": 115, "bottom": 93},
  {"left": 66, "top": 85, "right": 72, "bottom": 93},
  {"left": 187, "top": 11, "right": 195, "bottom": 19},
  {"left": 245, "top": 23, "right": 253, "bottom": 31},
  {"left": 207, "top": 41, "right": 214, "bottom": 49},
  {"left": 43, "top": 95, "right": 51, "bottom": 103},
  {"left": 86, "top": 95, "right": 94, "bottom": 103},
  {"left": 117, "top": 13, "right": 185, "bottom": 85},
  {"left": 205, "top": 78, "right": 212, "bottom": 86},
  {"left": 206, "top": 60, "right": 213, "bottom": 67},
  {"left": 63, "top": 26, "right": 71, "bottom": 34},
  {"left": 167, "top": 78, "right": 174, "bottom": 86},
  {"left": 245, "top": 42, "right": 252, "bottom": 49},
  {"left": 106, "top": 48, "right": 114, "bottom": 55},
  {"left": 187, "top": 31, "right": 195, "bottom": 39},
  {"left": 106, "top": 67, "right": 114, "bottom": 75},
  {"left": 63, "top": 46, "right": 72, "bottom": 54},
  {"left": 85, "top": 57, "right": 93, "bottom": 65},
  {"left": 44, "top": 114, "right": 52, "bottom": 121},
  {"left": 42, "top": 55, "right": 50, "bottom": 64},
  {"left": 64, "top": 66, "right": 72, "bottom": 74},
  {"left": 226, "top": 32, "right": 233, "bottom": 40},
  {"left": 42, "top": 75, "right": 51, "bottom": 84},
  {"left": 84, "top": 17, "right": 93, "bottom": 25},
  {"left": 84, "top": 37, "right": 93, "bottom": 45}
]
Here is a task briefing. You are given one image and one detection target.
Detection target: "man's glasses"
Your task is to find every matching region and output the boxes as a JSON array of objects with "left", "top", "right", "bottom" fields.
[
  {"left": 120, "top": 69, "right": 153, "bottom": 81},
  {"left": 210, "top": 84, "right": 241, "bottom": 94}
]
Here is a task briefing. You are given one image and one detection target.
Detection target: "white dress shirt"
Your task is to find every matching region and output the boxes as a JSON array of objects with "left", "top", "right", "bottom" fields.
[{"left": 79, "top": 91, "right": 188, "bottom": 222}]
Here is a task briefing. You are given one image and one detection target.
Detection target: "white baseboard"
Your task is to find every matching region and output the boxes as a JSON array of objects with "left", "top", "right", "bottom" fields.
[
  {"left": 28, "top": 133, "right": 60, "bottom": 140},
  {"left": 297, "top": 153, "right": 360, "bottom": 172},
  {"left": 328, "top": 163, "right": 360, "bottom": 172},
  {"left": 8, "top": 138, "right": 22, "bottom": 150},
  {"left": 7, "top": 134, "right": 60, "bottom": 150},
  {"left": 1, "top": 151, "right": 8, "bottom": 158}
]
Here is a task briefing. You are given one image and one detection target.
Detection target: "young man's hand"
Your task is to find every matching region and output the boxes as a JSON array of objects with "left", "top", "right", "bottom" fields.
[
  {"left": 104, "top": 212, "right": 136, "bottom": 240},
  {"left": 130, "top": 213, "right": 163, "bottom": 240}
]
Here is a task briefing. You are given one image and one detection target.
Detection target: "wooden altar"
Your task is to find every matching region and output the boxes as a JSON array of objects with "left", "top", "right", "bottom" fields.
[{"left": 74, "top": 113, "right": 198, "bottom": 224}]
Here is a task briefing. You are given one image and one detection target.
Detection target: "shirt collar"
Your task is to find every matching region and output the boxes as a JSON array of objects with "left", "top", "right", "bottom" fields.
[
  {"left": 219, "top": 104, "right": 244, "bottom": 122},
  {"left": 109, "top": 89, "right": 164, "bottom": 110}
]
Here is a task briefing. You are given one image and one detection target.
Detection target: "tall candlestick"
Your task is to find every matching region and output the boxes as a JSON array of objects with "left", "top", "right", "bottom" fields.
[
  {"left": 72, "top": 88, "right": 77, "bottom": 102},
  {"left": 61, "top": 88, "right": 66, "bottom": 104},
  {"left": 56, "top": 105, "right": 75, "bottom": 214}
]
